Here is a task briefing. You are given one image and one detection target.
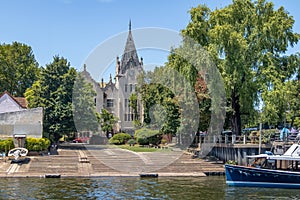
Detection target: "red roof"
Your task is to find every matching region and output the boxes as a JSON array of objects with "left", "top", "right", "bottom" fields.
[
  {"left": 0, "top": 91, "right": 28, "bottom": 109},
  {"left": 14, "top": 97, "right": 28, "bottom": 108}
]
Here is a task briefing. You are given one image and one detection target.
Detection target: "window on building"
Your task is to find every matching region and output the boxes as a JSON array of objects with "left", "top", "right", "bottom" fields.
[
  {"left": 128, "top": 114, "right": 131, "bottom": 121},
  {"left": 125, "top": 84, "right": 128, "bottom": 92},
  {"left": 125, "top": 99, "right": 128, "bottom": 108},
  {"left": 107, "top": 99, "right": 114, "bottom": 107},
  {"left": 124, "top": 114, "right": 127, "bottom": 121},
  {"left": 130, "top": 84, "right": 133, "bottom": 92}
]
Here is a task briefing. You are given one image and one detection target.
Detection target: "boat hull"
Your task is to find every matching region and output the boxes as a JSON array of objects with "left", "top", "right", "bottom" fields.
[{"left": 225, "top": 164, "right": 300, "bottom": 188}]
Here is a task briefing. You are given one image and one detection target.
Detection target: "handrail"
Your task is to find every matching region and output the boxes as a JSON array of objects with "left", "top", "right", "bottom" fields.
[{"left": 197, "top": 133, "right": 297, "bottom": 145}]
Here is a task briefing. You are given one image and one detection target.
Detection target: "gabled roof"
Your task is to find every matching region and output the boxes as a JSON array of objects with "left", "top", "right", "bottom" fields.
[
  {"left": 14, "top": 97, "right": 28, "bottom": 108},
  {"left": 0, "top": 91, "right": 27, "bottom": 109},
  {"left": 120, "top": 20, "right": 141, "bottom": 74}
]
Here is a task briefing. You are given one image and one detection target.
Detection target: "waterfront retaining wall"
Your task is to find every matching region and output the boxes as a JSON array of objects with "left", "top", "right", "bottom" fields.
[{"left": 208, "top": 144, "right": 271, "bottom": 165}]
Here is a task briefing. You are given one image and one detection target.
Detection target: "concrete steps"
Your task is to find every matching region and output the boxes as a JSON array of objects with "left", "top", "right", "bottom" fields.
[{"left": 0, "top": 146, "right": 224, "bottom": 177}]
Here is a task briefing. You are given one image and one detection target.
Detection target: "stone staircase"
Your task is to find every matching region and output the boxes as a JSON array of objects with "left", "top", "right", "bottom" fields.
[
  {"left": 85, "top": 148, "right": 183, "bottom": 174},
  {"left": 27, "top": 150, "right": 79, "bottom": 175},
  {"left": 84, "top": 146, "right": 224, "bottom": 175},
  {"left": 0, "top": 145, "right": 225, "bottom": 177}
]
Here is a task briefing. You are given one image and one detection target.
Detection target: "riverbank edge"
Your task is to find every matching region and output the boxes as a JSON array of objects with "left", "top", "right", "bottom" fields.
[{"left": 0, "top": 172, "right": 210, "bottom": 178}]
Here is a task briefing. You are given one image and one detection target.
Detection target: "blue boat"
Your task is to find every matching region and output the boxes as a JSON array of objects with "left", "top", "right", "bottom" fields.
[{"left": 225, "top": 144, "right": 300, "bottom": 188}]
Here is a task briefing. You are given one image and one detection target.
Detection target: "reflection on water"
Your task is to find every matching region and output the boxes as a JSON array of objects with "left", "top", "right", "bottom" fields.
[
  {"left": 0, "top": 176, "right": 299, "bottom": 199},
  {"left": 225, "top": 186, "right": 300, "bottom": 200}
]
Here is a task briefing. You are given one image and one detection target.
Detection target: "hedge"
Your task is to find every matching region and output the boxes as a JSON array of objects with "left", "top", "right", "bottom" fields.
[
  {"left": 0, "top": 138, "right": 14, "bottom": 153},
  {"left": 109, "top": 133, "right": 132, "bottom": 145},
  {"left": 26, "top": 137, "right": 51, "bottom": 151},
  {"left": 134, "top": 128, "right": 161, "bottom": 145}
]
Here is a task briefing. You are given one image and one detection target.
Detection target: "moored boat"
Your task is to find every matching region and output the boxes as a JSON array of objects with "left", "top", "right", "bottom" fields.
[
  {"left": 8, "top": 148, "right": 28, "bottom": 159},
  {"left": 225, "top": 143, "right": 300, "bottom": 188}
]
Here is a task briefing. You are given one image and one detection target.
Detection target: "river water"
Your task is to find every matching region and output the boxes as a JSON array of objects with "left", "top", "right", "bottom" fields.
[{"left": 1, "top": 176, "right": 300, "bottom": 200}]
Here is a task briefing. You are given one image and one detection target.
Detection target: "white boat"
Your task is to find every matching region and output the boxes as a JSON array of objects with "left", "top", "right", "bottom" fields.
[{"left": 8, "top": 148, "right": 28, "bottom": 159}]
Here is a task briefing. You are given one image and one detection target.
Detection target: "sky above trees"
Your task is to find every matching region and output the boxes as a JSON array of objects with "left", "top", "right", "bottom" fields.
[{"left": 1, "top": 0, "right": 299, "bottom": 80}]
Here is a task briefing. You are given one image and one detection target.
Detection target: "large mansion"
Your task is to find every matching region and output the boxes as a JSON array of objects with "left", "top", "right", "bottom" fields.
[{"left": 82, "top": 22, "right": 143, "bottom": 136}]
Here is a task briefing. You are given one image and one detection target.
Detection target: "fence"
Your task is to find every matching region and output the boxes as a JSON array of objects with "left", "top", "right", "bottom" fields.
[{"left": 197, "top": 133, "right": 285, "bottom": 145}]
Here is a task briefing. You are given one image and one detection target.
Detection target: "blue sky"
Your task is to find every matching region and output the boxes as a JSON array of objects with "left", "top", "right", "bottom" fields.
[{"left": 1, "top": 0, "right": 300, "bottom": 81}]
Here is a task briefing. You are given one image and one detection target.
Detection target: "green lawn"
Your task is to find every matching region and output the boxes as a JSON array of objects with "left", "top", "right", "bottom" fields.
[{"left": 115, "top": 145, "right": 171, "bottom": 152}]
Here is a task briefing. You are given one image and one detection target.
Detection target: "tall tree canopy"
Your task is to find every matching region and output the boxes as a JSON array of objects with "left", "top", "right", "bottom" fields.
[
  {"left": 166, "top": 50, "right": 211, "bottom": 132},
  {"left": 136, "top": 66, "right": 200, "bottom": 145},
  {"left": 98, "top": 108, "right": 117, "bottom": 137},
  {"left": 0, "top": 42, "right": 39, "bottom": 96},
  {"left": 181, "top": 0, "right": 300, "bottom": 134},
  {"left": 25, "top": 56, "right": 77, "bottom": 142},
  {"left": 138, "top": 68, "right": 181, "bottom": 135},
  {"left": 72, "top": 73, "right": 99, "bottom": 133}
]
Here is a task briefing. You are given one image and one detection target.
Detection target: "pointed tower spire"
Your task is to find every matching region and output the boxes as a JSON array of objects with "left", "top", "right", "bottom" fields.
[
  {"left": 129, "top": 19, "right": 131, "bottom": 31},
  {"left": 120, "top": 20, "right": 140, "bottom": 74}
]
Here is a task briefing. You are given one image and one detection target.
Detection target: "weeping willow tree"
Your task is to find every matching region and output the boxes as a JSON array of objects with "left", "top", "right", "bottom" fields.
[{"left": 179, "top": 0, "right": 300, "bottom": 133}]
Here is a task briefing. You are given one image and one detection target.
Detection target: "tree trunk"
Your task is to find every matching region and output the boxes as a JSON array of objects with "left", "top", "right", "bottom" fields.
[
  {"left": 291, "top": 116, "right": 295, "bottom": 128},
  {"left": 231, "top": 90, "right": 241, "bottom": 135},
  {"left": 54, "top": 132, "right": 61, "bottom": 143}
]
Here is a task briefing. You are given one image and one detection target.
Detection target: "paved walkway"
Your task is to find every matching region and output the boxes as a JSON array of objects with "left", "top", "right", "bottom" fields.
[{"left": 0, "top": 145, "right": 224, "bottom": 178}]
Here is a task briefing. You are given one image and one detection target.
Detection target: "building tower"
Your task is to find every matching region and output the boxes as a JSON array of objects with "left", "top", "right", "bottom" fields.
[{"left": 82, "top": 21, "right": 143, "bottom": 136}]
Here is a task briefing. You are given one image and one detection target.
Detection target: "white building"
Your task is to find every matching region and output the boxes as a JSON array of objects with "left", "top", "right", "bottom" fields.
[{"left": 0, "top": 91, "right": 43, "bottom": 147}]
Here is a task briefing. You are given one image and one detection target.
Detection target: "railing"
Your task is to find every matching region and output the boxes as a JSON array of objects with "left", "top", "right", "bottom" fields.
[{"left": 197, "top": 133, "right": 294, "bottom": 145}]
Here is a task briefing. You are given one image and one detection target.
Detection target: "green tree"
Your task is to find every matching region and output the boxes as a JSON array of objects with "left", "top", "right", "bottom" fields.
[
  {"left": 129, "top": 93, "right": 138, "bottom": 120},
  {"left": 25, "top": 56, "right": 77, "bottom": 142},
  {"left": 99, "top": 108, "right": 117, "bottom": 137},
  {"left": 182, "top": 0, "right": 300, "bottom": 134},
  {"left": 166, "top": 51, "right": 211, "bottom": 132},
  {"left": 0, "top": 42, "right": 39, "bottom": 96},
  {"left": 73, "top": 73, "right": 99, "bottom": 133},
  {"left": 137, "top": 67, "right": 181, "bottom": 138}
]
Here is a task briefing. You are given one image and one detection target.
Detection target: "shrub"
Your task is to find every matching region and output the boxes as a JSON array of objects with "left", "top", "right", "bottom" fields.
[
  {"left": 226, "top": 160, "right": 238, "bottom": 165},
  {"left": 161, "top": 139, "right": 167, "bottom": 145},
  {"left": 0, "top": 138, "right": 14, "bottom": 153},
  {"left": 249, "top": 129, "right": 277, "bottom": 144},
  {"left": 26, "top": 137, "right": 51, "bottom": 151},
  {"left": 134, "top": 128, "right": 161, "bottom": 145},
  {"left": 127, "top": 139, "right": 137, "bottom": 146},
  {"left": 261, "top": 129, "right": 277, "bottom": 143},
  {"left": 109, "top": 133, "right": 132, "bottom": 145}
]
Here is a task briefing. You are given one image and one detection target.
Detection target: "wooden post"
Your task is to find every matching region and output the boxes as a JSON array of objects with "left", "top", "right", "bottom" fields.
[
  {"left": 259, "top": 122, "right": 262, "bottom": 154},
  {"left": 243, "top": 135, "right": 246, "bottom": 144},
  {"left": 232, "top": 135, "right": 236, "bottom": 144}
]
